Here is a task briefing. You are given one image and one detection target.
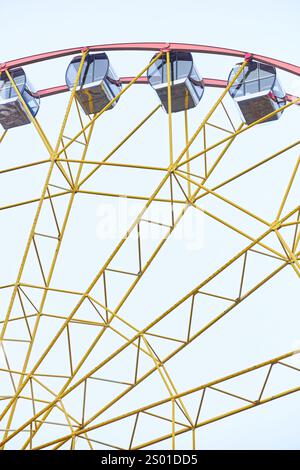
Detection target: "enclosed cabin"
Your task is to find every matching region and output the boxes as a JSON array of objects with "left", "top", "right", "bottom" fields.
[
  {"left": 228, "top": 60, "right": 286, "bottom": 125},
  {"left": 65, "top": 53, "right": 122, "bottom": 115},
  {"left": 147, "top": 51, "right": 204, "bottom": 113},
  {"left": 0, "top": 68, "right": 40, "bottom": 130}
]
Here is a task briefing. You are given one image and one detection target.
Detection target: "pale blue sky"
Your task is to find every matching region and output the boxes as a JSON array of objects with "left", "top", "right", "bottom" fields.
[{"left": 2, "top": 0, "right": 299, "bottom": 66}]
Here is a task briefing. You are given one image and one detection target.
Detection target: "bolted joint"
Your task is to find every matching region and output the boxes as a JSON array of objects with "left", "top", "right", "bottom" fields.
[
  {"left": 168, "top": 163, "right": 177, "bottom": 173},
  {"left": 244, "top": 53, "right": 253, "bottom": 63},
  {"left": 0, "top": 63, "right": 8, "bottom": 73},
  {"left": 160, "top": 43, "right": 172, "bottom": 53},
  {"left": 270, "top": 220, "right": 282, "bottom": 231},
  {"left": 268, "top": 91, "right": 276, "bottom": 101}
]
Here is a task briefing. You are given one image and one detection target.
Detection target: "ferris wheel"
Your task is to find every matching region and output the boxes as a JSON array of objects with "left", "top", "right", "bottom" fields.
[{"left": 0, "top": 42, "right": 299, "bottom": 450}]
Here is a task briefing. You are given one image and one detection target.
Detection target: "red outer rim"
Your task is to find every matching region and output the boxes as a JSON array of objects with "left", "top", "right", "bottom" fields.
[
  {"left": 2, "top": 42, "right": 300, "bottom": 75},
  {"left": 36, "top": 78, "right": 299, "bottom": 106},
  {"left": 2, "top": 43, "right": 299, "bottom": 104}
]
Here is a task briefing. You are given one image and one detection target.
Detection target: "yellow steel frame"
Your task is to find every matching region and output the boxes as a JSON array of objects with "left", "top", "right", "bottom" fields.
[
  {"left": 26, "top": 348, "right": 300, "bottom": 450},
  {"left": 0, "top": 52, "right": 299, "bottom": 450}
]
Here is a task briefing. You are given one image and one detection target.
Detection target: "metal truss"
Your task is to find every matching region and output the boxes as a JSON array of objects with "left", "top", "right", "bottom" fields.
[{"left": 0, "top": 45, "right": 299, "bottom": 450}]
